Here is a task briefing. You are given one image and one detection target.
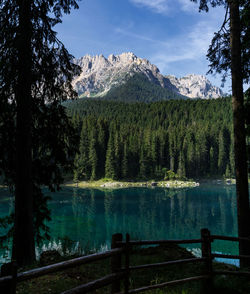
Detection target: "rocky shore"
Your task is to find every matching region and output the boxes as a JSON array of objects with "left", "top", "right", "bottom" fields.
[{"left": 64, "top": 179, "right": 200, "bottom": 189}]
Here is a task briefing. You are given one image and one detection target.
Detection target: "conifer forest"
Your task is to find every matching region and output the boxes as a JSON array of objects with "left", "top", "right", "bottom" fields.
[{"left": 67, "top": 98, "right": 234, "bottom": 181}]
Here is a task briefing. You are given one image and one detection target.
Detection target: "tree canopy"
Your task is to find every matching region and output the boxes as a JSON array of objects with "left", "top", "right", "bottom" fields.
[
  {"left": 191, "top": 0, "right": 250, "bottom": 267},
  {"left": 0, "top": 0, "right": 81, "bottom": 265},
  {"left": 68, "top": 98, "right": 233, "bottom": 181}
]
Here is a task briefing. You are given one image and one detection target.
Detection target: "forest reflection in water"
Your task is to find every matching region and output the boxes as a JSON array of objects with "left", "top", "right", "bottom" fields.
[
  {"left": 0, "top": 183, "right": 240, "bottom": 264},
  {"left": 45, "top": 183, "right": 238, "bottom": 258}
]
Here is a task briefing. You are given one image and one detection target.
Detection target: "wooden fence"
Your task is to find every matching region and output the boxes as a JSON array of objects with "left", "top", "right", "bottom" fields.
[{"left": 1, "top": 228, "right": 250, "bottom": 294}]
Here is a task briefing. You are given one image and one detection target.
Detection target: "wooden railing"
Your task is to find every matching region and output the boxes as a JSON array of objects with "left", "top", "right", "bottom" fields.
[{"left": 1, "top": 228, "right": 250, "bottom": 294}]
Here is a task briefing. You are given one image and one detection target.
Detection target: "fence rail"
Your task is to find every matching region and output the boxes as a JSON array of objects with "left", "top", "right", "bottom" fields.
[
  {"left": 17, "top": 248, "right": 124, "bottom": 282},
  {"left": 117, "top": 238, "right": 202, "bottom": 246},
  {"left": 127, "top": 257, "right": 207, "bottom": 271},
  {"left": 1, "top": 229, "right": 250, "bottom": 294}
]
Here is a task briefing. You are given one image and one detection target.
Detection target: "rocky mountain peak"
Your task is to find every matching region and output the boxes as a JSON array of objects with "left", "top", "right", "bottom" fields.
[
  {"left": 72, "top": 52, "right": 224, "bottom": 99},
  {"left": 166, "top": 74, "right": 224, "bottom": 99}
]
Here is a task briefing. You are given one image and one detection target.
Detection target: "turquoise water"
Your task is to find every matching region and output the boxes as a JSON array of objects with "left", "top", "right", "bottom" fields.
[{"left": 0, "top": 182, "right": 242, "bottom": 265}]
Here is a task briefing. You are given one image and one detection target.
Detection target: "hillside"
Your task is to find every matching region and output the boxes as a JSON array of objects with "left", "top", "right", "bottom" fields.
[
  {"left": 72, "top": 52, "right": 224, "bottom": 100},
  {"left": 102, "top": 73, "right": 186, "bottom": 102}
]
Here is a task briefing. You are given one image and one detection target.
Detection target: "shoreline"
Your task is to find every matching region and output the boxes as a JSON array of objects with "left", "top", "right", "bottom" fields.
[
  {"left": 0, "top": 178, "right": 239, "bottom": 191},
  {"left": 63, "top": 179, "right": 200, "bottom": 189}
]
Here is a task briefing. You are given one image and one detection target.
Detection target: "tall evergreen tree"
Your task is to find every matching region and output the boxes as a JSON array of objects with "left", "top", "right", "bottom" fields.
[
  {"left": 114, "top": 131, "right": 121, "bottom": 178},
  {"left": 74, "top": 119, "right": 90, "bottom": 181},
  {"left": 139, "top": 147, "right": 149, "bottom": 179},
  {"left": 121, "top": 143, "right": 129, "bottom": 179},
  {"left": 229, "top": 1, "right": 250, "bottom": 263},
  {"left": 177, "top": 152, "right": 186, "bottom": 179},
  {"left": 105, "top": 131, "right": 117, "bottom": 179},
  {"left": 192, "top": 0, "right": 250, "bottom": 265},
  {"left": 0, "top": 0, "right": 80, "bottom": 266},
  {"left": 89, "top": 130, "right": 98, "bottom": 180},
  {"left": 218, "top": 128, "right": 227, "bottom": 174},
  {"left": 97, "top": 119, "right": 108, "bottom": 177},
  {"left": 209, "top": 146, "right": 217, "bottom": 175}
]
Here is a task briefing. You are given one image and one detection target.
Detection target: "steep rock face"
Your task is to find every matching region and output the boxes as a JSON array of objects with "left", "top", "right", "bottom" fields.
[
  {"left": 73, "top": 53, "right": 223, "bottom": 99},
  {"left": 166, "top": 74, "right": 224, "bottom": 99},
  {"left": 73, "top": 52, "right": 170, "bottom": 97}
]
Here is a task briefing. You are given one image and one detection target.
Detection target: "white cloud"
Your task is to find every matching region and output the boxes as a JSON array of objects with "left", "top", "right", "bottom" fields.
[
  {"left": 115, "top": 18, "right": 217, "bottom": 71},
  {"left": 129, "top": 0, "right": 171, "bottom": 15},
  {"left": 115, "top": 18, "right": 223, "bottom": 77},
  {"left": 115, "top": 27, "right": 166, "bottom": 44},
  {"left": 150, "top": 21, "right": 216, "bottom": 73},
  {"left": 178, "top": 0, "right": 198, "bottom": 12},
  {"left": 129, "top": 0, "right": 199, "bottom": 15},
  {"left": 120, "top": 2, "right": 227, "bottom": 88}
]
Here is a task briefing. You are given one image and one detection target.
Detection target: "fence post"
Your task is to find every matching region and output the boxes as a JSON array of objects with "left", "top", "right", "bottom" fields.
[
  {"left": 1, "top": 261, "right": 17, "bottom": 294},
  {"left": 111, "top": 233, "right": 123, "bottom": 294},
  {"left": 201, "top": 228, "right": 213, "bottom": 293},
  {"left": 124, "top": 233, "right": 130, "bottom": 294}
]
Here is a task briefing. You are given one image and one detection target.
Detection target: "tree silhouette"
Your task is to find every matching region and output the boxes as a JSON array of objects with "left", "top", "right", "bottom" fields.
[
  {"left": 0, "top": 0, "right": 81, "bottom": 266},
  {"left": 191, "top": 0, "right": 250, "bottom": 266}
]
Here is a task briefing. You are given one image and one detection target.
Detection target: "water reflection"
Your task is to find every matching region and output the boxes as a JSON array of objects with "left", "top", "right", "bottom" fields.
[
  {"left": 46, "top": 184, "right": 238, "bottom": 256},
  {"left": 0, "top": 183, "right": 240, "bottom": 264}
]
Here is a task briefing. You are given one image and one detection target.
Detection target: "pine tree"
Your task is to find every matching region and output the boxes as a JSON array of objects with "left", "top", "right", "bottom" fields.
[
  {"left": 209, "top": 146, "right": 217, "bottom": 176},
  {"left": 158, "top": 130, "right": 169, "bottom": 169},
  {"left": 168, "top": 128, "right": 177, "bottom": 173},
  {"left": 192, "top": 0, "right": 250, "bottom": 267},
  {"left": 151, "top": 134, "right": 160, "bottom": 176},
  {"left": 114, "top": 131, "right": 121, "bottom": 178},
  {"left": 225, "top": 164, "right": 231, "bottom": 178},
  {"left": 89, "top": 130, "right": 98, "bottom": 180},
  {"left": 139, "top": 147, "right": 148, "bottom": 179},
  {"left": 229, "top": 135, "right": 235, "bottom": 175},
  {"left": 0, "top": 0, "right": 80, "bottom": 266},
  {"left": 218, "top": 129, "right": 227, "bottom": 174},
  {"left": 186, "top": 139, "right": 196, "bottom": 177},
  {"left": 97, "top": 119, "right": 108, "bottom": 177},
  {"left": 105, "top": 131, "right": 117, "bottom": 179},
  {"left": 121, "top": 143, "right": 129, "bottom": 179},
  {"left": 177, "top": 152, "right": 186, "bottom": 179},
  {"left": 74, "top": 119, "right": 90, "bottom": 180}
]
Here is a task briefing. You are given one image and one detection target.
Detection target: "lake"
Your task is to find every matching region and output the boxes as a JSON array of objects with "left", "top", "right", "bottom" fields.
[{"left": 0, "top": 181, "right": 243, "bottom": 265}]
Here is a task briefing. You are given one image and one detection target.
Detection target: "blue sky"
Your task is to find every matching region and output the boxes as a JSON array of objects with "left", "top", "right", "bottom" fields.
[{"left": 55, "top": 0, "right": 231, "bottom": 92}]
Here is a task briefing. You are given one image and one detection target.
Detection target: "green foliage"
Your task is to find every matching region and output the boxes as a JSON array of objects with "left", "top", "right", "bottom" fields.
[
  {"left": 195, "top": 0, "right": 250, "bottom": 85},
  {"left": 245, "top": 88, "right": 250, "bottom": 173},
  {"left": 0, "top": 0, "right": 81, "bottom": 245},
  {"left": 102, "top": 73, "right": 187, "bottom": 102},
  {"left": 105, "top": 131, "right": 118, "bottom": 179},
  {"left": 68, "top": 98, "right": 233, "bottom": 181},
  {"left": 164, "top": 170, "right": 177, "bottom": 181}
]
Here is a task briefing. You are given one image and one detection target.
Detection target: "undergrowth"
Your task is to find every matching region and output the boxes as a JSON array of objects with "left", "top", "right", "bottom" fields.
[{"left": 15, "top": 244, "right": 250, "bottom": 294}]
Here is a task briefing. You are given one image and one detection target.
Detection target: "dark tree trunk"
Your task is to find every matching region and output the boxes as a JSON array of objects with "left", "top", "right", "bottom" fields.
[
  {"left": 12, "top": 0, "right": 35, "bottom": 266},
  {"left": 229, "top": 0, "right": 250, "bottom": 267}
]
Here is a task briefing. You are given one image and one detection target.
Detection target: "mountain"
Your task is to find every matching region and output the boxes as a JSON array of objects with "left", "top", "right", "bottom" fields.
[
  {"left": 73, "top": 52, "right": 173, "bottom": 98},
  {"left": 72, "top": 52, "right": 224, "bottom": 100},
  {"left": 166, "top": 74, "right": 224, "bottom": 99},
  {"left": 103, "top": 73, "right": 186, "bottom": 102}
]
